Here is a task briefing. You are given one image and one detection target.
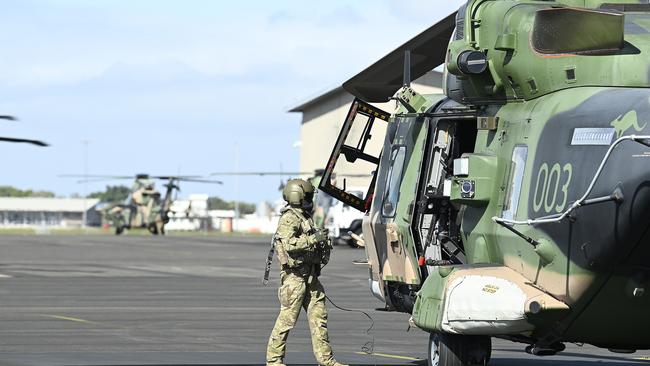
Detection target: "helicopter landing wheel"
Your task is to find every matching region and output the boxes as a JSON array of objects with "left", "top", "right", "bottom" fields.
[
  {"left": 428, "top": 332, "right": 440, "bottom": 366},
  {"left": 429, "top": 332, "right": 491, "bottom": 366}
]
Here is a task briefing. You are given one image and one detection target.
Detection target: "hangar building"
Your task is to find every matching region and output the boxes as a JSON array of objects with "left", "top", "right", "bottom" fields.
[{"left": 0, "top": 197, "right": 100, "bottom": 228}]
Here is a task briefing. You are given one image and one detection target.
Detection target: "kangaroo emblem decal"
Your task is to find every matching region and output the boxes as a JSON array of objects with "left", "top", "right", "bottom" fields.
[{"left": 611, "top": 110, "right": 647, "bottom": 139}]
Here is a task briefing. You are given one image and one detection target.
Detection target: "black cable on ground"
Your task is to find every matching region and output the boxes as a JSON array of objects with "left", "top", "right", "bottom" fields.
[{"left": 325, "top": 294, "right": 376, "bottom": 357}]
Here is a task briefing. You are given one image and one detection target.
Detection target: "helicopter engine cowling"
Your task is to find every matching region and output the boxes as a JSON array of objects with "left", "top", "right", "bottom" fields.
[{"left": 412, "top": 266, "right": 569, "bottom": 335}]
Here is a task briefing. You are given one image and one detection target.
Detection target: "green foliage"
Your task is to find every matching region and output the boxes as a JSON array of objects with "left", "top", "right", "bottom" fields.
[
  {"left": 88, "top": 185, "right": 131, "bottom": 203},
  {"left": 207, "top": 196, "right": 256, "bottom": 215},
  {"left": 0, "top": 186, "right": 55, "bottom": 198}
]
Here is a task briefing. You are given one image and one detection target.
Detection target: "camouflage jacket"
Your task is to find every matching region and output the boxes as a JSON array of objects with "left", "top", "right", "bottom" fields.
[{"left": 274, "top": 206, "right": 320, "bottom": 275}]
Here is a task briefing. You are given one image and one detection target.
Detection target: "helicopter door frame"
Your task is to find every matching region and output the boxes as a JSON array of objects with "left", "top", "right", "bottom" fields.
[{"left": 319, "top": 98, "right": 390, "bottom": 212}]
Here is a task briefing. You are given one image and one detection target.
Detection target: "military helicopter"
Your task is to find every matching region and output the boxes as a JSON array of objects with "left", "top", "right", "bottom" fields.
[
  {"left": 318, "top": 1, "right": 650, "bottom": 365},
  {"left": 62, "top": 174, "right": 221, "bottom": 235}
]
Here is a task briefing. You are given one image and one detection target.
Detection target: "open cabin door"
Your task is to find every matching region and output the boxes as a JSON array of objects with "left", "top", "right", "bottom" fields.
[{"left": 319, "top": 99, "right": 390, "bottom": 211}]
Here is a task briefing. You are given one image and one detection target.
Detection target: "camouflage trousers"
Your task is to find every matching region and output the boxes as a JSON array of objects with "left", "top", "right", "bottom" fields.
[{"left": 267, "top": 271, "right": 335, "bottom": 366}]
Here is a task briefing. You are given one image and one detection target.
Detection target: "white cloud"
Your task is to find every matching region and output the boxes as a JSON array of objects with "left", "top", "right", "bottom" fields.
[{"left": 0, "top": 1, "right": 464, "bottom": 201}]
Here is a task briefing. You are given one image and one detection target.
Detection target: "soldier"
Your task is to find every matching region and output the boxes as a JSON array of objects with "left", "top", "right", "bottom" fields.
[{"left": 266, "top": 179, "right": 347, "bottom": 366}]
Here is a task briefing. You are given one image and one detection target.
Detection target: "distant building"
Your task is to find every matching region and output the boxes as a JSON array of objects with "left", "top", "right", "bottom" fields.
[
  {"left": 289, "top": 71, "right": 443, "bottom": 189},
  {"left": 166, "top": 194, "right": 210, "bottom": 231},
  {"left": 0, "top": 197, "right": 100, "bottom": 228}
]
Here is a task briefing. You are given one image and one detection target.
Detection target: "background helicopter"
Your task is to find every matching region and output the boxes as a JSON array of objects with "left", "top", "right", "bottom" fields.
[
  {"left": 318, "top": 1, "right": 650, "bottom": 365},
  {"left": 61, "top": 174, "right": 221, "bottom": 235},
  {"left": 211, "top": 169, "right": 370, "bottom": 247}
]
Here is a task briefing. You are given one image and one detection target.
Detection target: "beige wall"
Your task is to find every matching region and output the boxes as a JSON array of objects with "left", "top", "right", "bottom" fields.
[{"left": 297, "top": 73, "right": 443, "bottom": 191}]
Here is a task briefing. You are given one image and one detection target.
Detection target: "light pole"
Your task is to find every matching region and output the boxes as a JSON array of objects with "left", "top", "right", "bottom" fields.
[
  {"left": 234, "top": 143, "right": 240, "bottom": 232},
  {"left": 82, "top": 140, "right": 89, "bottom": 229}
]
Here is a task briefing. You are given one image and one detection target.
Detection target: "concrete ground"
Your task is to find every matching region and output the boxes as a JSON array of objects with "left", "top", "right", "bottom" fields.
[{"left": 0, "top": 234, "right": 647, "bottom": 366}]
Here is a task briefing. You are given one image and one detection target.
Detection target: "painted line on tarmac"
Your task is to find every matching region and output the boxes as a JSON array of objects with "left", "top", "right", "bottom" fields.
[
  {"left": 0, "top": 273, "right": 12, "bottom": 278},
  {"left": 355, "top": 351, "right": 423, "bottom": 361},
  {"left": 40, "top": 314, "right": 96, "bottom": 324},
  {"left": 635, "top": 357, "right": 650, "bottom": 361}
]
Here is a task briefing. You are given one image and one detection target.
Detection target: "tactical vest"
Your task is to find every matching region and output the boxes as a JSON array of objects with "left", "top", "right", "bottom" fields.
[
  {"left": 263, "top": 207, "right": 330, "bottom": 285},
  {"left": 279, "top": 208, "right": 318, "bottom": 271}
]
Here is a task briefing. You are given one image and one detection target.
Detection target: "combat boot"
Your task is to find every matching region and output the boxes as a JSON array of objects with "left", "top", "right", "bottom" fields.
[{"left": 322, "top": 361, "right": 348, "bottom": 366}]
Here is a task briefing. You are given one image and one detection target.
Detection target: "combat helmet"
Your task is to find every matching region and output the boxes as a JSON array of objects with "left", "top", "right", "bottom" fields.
[{"left": 282, "top": 179, "right": 314, "bottom": 207}]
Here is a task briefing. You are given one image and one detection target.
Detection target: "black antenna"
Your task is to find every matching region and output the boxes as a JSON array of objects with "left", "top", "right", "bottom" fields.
[{"left": 403, "top": 50, "right": 411, "bottom": 87}]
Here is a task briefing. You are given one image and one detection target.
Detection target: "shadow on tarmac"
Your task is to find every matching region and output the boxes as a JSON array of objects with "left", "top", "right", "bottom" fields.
[
  {"left": 493, "top": 360, "right": 650, "bottom": 366},
  {"left": 82, "top": 361, "right": 650, "bottom": 366}
]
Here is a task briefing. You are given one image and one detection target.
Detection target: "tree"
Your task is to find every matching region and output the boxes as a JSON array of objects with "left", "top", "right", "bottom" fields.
[
  {"left": 207, "top": 196, "right": 229, "bottom": 210},
  {"left": 88, "top": 185, "right": 131, "bottom": 203},
  {"left": 0, "top": 186, "right": 55, "bottom": 198},
  {"left": 207, "top": 196, "right": 256, "bottom": 215}
]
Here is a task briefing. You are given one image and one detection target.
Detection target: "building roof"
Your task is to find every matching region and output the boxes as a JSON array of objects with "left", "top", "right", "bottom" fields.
[
  {"left": 0, "top": 197, "right": 100, "bottom": 212},
  {"left": 288, "top": 86, "right": 345, "bottom": 113},
  {"left": 289, "top": 70, "right": 444, "bottom": 113}
]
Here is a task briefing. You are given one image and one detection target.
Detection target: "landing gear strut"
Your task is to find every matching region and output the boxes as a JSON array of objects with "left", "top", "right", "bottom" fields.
[{"left": 428, "top": 332, "right": 491, "bottom": 366}]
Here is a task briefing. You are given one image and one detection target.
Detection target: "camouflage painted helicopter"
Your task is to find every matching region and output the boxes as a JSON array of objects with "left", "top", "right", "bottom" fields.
[
  {"left": 318, "top": 1, "right": 650, "bottom": 365},
  {"left": 62, "top": 174, "right": 221, "bottom": 235}
]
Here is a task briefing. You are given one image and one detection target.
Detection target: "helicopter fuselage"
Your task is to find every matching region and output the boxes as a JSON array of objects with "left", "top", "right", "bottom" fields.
[{"left": 324, "top": 0, "right": 650, "bottom": 353}]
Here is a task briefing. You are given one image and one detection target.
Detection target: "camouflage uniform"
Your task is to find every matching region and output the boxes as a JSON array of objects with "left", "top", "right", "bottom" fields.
[{"left": 266, "top": 206, "right": 338, "bottom": 366}]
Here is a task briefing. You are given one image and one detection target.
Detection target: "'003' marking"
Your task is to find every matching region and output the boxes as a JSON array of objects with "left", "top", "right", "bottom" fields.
[{"left": 533, "top": 163, "right": 572, "bottom": 213}]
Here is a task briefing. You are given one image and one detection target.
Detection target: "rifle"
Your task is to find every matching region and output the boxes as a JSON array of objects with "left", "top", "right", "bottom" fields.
[{"left": 262, "top": 234, "right": 277, "bottom": 286}]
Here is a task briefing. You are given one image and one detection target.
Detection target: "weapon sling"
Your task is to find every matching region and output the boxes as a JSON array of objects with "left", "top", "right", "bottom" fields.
[{"left": 262, "top": 234, "right": 277, "bottom": 286}]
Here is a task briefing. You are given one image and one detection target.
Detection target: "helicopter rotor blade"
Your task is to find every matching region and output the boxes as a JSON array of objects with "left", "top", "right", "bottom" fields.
[
  {"left": 210, "top": 172, "right": 313, "bottom": 176},
  {"left": 151, "top": 175, "right": 202, "bottom": 180},
  {"left": 61, "top": 174, "right": 220, "bottom": 184},
  {"left": 60, "top": 175, "right": 138, "bottom": 185},
  {"left": 342, "top": 11, "right": 456, "bottom": 102},
  {"left": 175, "top": 178, "right": 223, "bottom": 185},
  {"left": 0, "top": 137, "right": 48, "bottom": 146},
  {"left": 0, "top": 116, "right": 17, "bottom": 121},
  {"left": 59, "top": 174, "right": 135, "bottom": 179},
  {"left": 74, "top": 178, "right": 136, "bottom": 184},
  {"left": 210, "top": 171, "right": 371, "bottom": 179},
  {"left": 152, "top": 176, "right": 221, "bottom": 184}
]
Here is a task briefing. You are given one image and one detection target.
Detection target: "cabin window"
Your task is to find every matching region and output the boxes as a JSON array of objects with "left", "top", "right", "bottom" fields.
[
  {"left": 319, "top": 98, "right": 390, "bottom": 212},
  {"left": 502, "top": 145, "right": 528, "bottom": 220},
  {"left": 382, "top": 145, "right": 407, "bottom": 218}
]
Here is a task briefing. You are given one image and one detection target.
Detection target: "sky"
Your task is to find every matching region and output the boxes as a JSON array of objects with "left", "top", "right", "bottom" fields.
[{"left": 0, "top": 0, "right": 465, "bottom": 203}]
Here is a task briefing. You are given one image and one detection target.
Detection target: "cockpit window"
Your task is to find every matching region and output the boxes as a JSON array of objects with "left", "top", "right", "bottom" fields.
[
  {"left": 382, "top": 145, "right": 407, "bottom": 218},
  {"left": 532, "top": 8, "right": 624, "bottom": 55},
  {"left": 454, "top": 2, "right": 468, "bottom": 40}
]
